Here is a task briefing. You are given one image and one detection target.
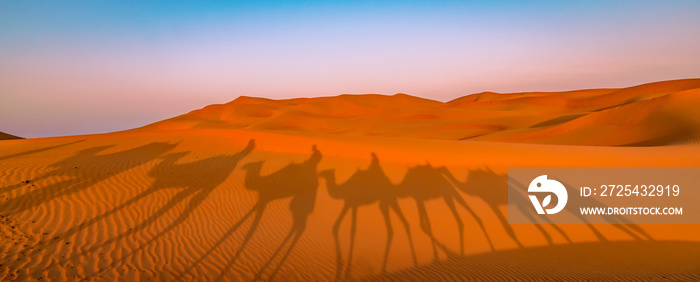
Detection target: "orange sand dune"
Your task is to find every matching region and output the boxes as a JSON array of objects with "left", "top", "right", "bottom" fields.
[
  {"left": 475, "top": 87, "right": 700, "bottom": 145},
  {"left": 2, "top": 78, "right": 700, "bottom": 280},
  {"left": 142, "top": 78, "right": 700, "bottom": 145}
]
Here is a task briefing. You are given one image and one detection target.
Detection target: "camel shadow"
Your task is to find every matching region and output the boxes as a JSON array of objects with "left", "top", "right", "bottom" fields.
[
  {"left": 26, "top": 140, "right": 255, "bottom": 278},
  {"left": 397, "top": 164, "right": 490, "bottom": 258},
  {"left": 556, "top": 179, "right": 652, "bottom": 241},
  {"left": 442, "top": 167, "right": 572, "bottom": 248},
  {"left": 0, "top": 139, "right": 84, "bottom": 162},
  {"left": 319, "top": 153, "right": 416, "bottom": 280},
  {"left": 179, "top": 145, "right": 321, "bottom": 281},
  {"left": 318, "top": 155, "right": 506, "bottom": 281},
  {"left": 365, "top": 166, "right": 659, "bottom": 281},
  {"left": 2, "top": 141, "right": 178, "bottom": 214},
  {"left": 503, "top": 175, "right": 651, "bottom": 241},
  {"left": 444, "top": 167, "right": 650, "bottom": 248}
]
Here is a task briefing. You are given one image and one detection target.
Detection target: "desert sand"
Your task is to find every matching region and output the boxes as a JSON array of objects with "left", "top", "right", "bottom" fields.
[{"left": 2, "top": 78, "right": 700, "bottom": 281}]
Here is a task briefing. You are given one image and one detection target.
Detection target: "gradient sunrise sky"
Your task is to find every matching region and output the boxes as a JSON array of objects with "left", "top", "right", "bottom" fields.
[{"left": 1, "top": 1, "right": 700, "bottom": 138}]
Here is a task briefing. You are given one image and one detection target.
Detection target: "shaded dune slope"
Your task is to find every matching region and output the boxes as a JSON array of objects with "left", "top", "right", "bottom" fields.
[{"left": 0, "top": 131, "right": 22, "bottom": 140}]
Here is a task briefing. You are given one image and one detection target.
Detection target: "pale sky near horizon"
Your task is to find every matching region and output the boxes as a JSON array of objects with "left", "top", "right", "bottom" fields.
[{"left": 1, "top": 1, "right": 700, "bottom": 138}]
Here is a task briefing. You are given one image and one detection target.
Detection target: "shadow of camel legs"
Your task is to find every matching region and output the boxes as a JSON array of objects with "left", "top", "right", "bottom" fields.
[
  {"left": 27, "top": 140, "right": 255, "bottom": 278},
  {"left": 199, "top": 145, "right": 321, "bottom": 281},
  {"left": 378, "top": 198, "right": 415, "bottom": 274},
  {"left": 254, "top": 209, "right": 310, "bottom": 280},
  {"left": 508, "top": 176, "right": 653, "bottom": 242},
  {"left": 413, "top": 198, "right": 464, "bottom": 259},
  {"left": 559, "top": 180, "right": 653, "bottom": 240},
  {"left": 319, "top": 153, "right": 417, "bottom": 281},
  {"left": 442, "top": 167, "right": 572, "bottom": 249},
  {"left": 398, "top": 164, "right": 489, "bottom": 260}
]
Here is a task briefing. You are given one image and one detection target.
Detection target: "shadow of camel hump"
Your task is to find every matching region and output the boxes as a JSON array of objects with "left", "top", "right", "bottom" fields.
[
  {"left": 203, "top": 145, "right": 322, "bottom": 281},
  {"left": 319, "top": 153, "right": 416, "bottom": 280},
  {"left": 398, "top": 164, "right": 492, "bottom": 257},
  {"left": 442, "top": 167, "right": 572, "bottom": 248},
  {"left": 2, "top": 141, "right": 179, "bottom": 213}
]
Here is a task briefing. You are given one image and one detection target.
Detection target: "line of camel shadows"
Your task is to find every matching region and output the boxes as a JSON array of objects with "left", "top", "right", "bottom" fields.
[{"left": 1, "top": 139, "right": 652, "bottom": 281}]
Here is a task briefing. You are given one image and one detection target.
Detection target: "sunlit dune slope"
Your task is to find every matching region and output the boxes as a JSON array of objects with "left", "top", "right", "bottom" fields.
[{"left": 141, "top": 78, "right": 700, "bottom": 145}]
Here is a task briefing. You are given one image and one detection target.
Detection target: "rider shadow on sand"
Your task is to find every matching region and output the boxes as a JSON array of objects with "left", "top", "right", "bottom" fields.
[
  {"left": 319, "top": 153, "right": 417, "bottom": 280},
  {"left": 186, "top": 145, "right": 321, "bottom": 281},
  {"left": 318, "top": 154, "right": 496, "bottom": 281}
]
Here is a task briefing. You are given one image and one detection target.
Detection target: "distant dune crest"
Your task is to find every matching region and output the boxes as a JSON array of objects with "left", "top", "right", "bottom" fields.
[
  {"left": 142, "top": 78, "right": 700, "bottom": 146},
  {"left": 0, "top": 131, "right": 22, "bottom": 140}
]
